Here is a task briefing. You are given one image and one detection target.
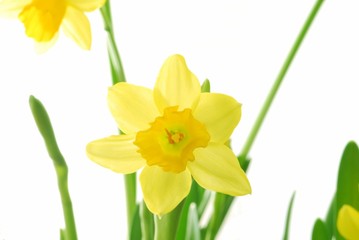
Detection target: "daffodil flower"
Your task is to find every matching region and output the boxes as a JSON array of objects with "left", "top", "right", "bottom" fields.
[
  {"left": 337, "top": 204, "right": 359, "bottom": 239},
  {"left": 87, "top": 55, "right": 251, "bottom": 215},
  {"left": 0, "top": 0, "right": 105, "bottom": 51}
]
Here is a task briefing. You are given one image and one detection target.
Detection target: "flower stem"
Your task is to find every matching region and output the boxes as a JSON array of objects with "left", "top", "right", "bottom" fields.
[
  {"left": 100, "top": 0, "right": 126, "bottom": 84},
  {"left": 240, "top": 0, "right": 325, "bottom": 158},
  {"left": 100, "top": 1, "right": 137, "bottom": 236},
  {"left": 29, "top": 96, "right": 77, "bottom": 240},
  {"left": 154, "top": 201, "right": 184, "bottom": 240},
  {"left": 124, "top": 172, "right": 137, "bottom": 234},
  {"left": 206, "top": 1, "right": 326, "bottom": 239}
]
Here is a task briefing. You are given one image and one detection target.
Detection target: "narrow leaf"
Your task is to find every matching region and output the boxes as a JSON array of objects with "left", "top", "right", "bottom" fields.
[
  {"left": 185, "top": 203, "right": 201, "bottom": 240},
  {"left": 283, "top": 192, "right": 296, "bottom": 240},
  {"left": 29, "top": 96, "right": 77, "bottom": 240},
  {"left": 312, "top": 219, "right": 330, "bottom": 240}
]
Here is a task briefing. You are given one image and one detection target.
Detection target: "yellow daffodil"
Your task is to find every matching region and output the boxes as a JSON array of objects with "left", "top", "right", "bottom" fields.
[
  {"left": 86, "top": 54, "right": 251, "bottom": 215},
  {"left": 0, "top": 0, "right": 105, "bottom": 51},
  {"left": 337, "top": 204, "right": 359, "bottom": 239}
]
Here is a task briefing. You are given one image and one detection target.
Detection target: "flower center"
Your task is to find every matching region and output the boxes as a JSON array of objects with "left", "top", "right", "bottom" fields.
[
  {"left": 134, "top": 106, "right": 210, "bottom": 173},
  {"left": 18, "top": 0, "right": 66, "bottom": 42}
]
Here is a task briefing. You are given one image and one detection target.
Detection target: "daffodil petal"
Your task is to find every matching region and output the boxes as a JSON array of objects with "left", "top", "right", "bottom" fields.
[
  {"left": 86, "top": 134, "right": 145, "bottom": 174},
  {"left": 188, "top": 143, "right": 251, "bottom": 196},
  {"left": 66, "top": 0, "right": 105, "bottom": 12},
  {"left": 154, "top": 54, "right": 201, "bottom": 112},
  {"left": 62, "top": 6, "right": 91, "bottom": 49},
  {"left": 337, "top": 205, "right": 359, "bottom": 239},
  {"left": 34, "top": 32, "right": 59, "bottom": 54},
  {"left": 108, "top": 83, "right": 160, "bottom": 134},
  {"left": 140, "top": 166, "right": 191, "bottom": 215},
  {"left": 193, "top": 93, "right": 241, "bottom": 144},
  {"left": 0, "top": 0, "right": 30, "bottom": 16}
]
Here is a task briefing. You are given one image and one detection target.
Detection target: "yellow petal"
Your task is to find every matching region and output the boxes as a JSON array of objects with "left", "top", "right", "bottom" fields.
[
  {"left": 66, "top": 0, "right": 105, "bottom": 12},
  {"left": 86, "top": 134, "right": 145, "bottom": 174},
  {"left": 140, "top": 166, "right": 191, "bottom": 215},
  {"left": 62, "top": 5, "right": 91, "bottom": 49},
  {"left": 18, "top": 1, "right": 66, "bottom": 42},
  {"left": 34, "top": 32, "right": 59, "bottom": 54},
  {"left": 188, "top": 143, "right": 251, "bottom": 196},
  {"left": 153, "top": 54, "right": 201, "bottom": 112},
  {"left": 0, "top": 0, "right": 30, "bottom": 17},
  {"left": 337, "top": 205, "right": 359, "bottom": 239},
  {"left": 108, "top": 83, "right": 160, "bottom": 134},
  {"left": 193, "top": 93, "right": 241, "bottom": 144}
]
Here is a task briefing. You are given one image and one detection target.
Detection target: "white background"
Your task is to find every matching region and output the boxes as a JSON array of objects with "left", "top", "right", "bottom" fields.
[{"left": 0, "top": 0, "right": 359, "bottom": 239}]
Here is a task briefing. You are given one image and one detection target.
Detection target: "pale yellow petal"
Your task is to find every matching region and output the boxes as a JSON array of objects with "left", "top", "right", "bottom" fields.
[
  {"left": 108, "top": 83, "right": 160, "bottom": 134},
  {"left": 86, "top": 134, "right": 145, "bottom": 174},
  {"left": 66, "top": 0, "right": 105, "bottom": 12},
  {"left": 62, "top": 6, "right": 91, "bottom": 49},
  {"left": 337, "top": 205, "right": 359, "bottom": 239},
  {"left": 193, "top": 93, "right": 241, "bottom": 144},
  {"left": 0, "top": 0, "right": 30, "bottom": 17},
  {"left": 153, "top": 54, "right": 201, "bottom": 112},
  {"left": 34, "top": 32, "right": 59, "bottom": 54},
  {"left": 188, "top": 143, "right": 251, "bottom": 196},
  {"left": 140, "top": 166, "right": 191, "bottom": 215}
]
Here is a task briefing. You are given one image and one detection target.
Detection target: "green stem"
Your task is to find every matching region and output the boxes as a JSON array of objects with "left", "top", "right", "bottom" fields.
[
  {"left": 29, "top": 96, "right": 77, "bottom": 240},
  {"left": 140, "top": 201, "right": 154, "bottom": 240},
  {"left": 240, "top": 0, "right": 325, "bottom": 158},
  {"left": 100, "top": 1, "right": 137, "bottom": 236},
  {"left": 100, "top": 0, "right": 126, "bottom": 84},
  {"left": 154, "top": 201, "right": 184, "bottom": 240},
  {"left": 206, "top": 1, "right": 325, "bottom": 239},
  {"left": 124, "top": 172, "right": 137, "bottom": 234}
]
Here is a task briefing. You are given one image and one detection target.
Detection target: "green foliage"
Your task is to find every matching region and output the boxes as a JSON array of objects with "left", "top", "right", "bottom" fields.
[
  {"left": 283, "top": 192, "right": 296, "bottom": 240},
  {"left": 185, "top": 204, "right": 201, "bottom": 240},
  {"left": 176, "top": 181, "right": 208, "bottom": 240},
  {"left": 100, "top": 0, "right": 126, "bottom": 85},
  {"left": 312, "top": 219, "right": 330, "bottom": 240},
  {"left": 140, "top": 201, "right": 154, "bottom": 240},
  {"left": 130, "top": 204, "right": 142, "bottom": 240},
  {"left": 335, "top": 141, "right": 359, "bottom": 239},
  {"left": 311, "top": 141, "right": 359, "bottom": 240},
  {"left": 201, "top": 79, "right": 210, "bottom": 93},
  {"left": 29, "top": 96, "right": 77, "bottom": 240}
]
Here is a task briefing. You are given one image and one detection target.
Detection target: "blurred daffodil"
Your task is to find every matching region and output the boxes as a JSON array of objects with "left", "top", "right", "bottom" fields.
[
  {"left": 337, "top": 204, "right": 359, "bottom": 240},
  {"left": 87, "top": 55, "right": 251, "bottom": 215},
  {"left": 0, "top": 0, "right": 105, "bottom": 51}
]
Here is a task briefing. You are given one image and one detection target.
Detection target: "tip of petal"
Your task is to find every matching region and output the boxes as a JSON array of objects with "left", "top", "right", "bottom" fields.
[{"left": 163, "top": 54, "right": 188, "bottom": 69}]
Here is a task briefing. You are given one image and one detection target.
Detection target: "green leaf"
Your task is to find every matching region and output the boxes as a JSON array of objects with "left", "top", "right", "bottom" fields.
[
  {"left": 60, "top": 229, "right": 65, "bottom": 240},
  {"left": 283, "top": 192, "right": 296, "bottom": 240},
  {"left": 336, "top": 141, "right": 359, "bottom": 239},
  {"left": 312, "top": 219, "right": 330, "bottom": 240},
  {"left": 129, "top": 204, "right": 142, "bottom": 240},
  {"left": 204, "top": 193, "right": 234, "bottom": 240},
  {"left": 237, "top": 155, "right": 251, "bottom": 173},
  {"left": 29, "top": 96, "right": 77, "bottom": 240},
  {"left": 185, "top": 203, "right": 201, "bottom": 240},
  {"left": 324, "top": 196, "right": 336, "bottom": 238},
  {"left": 201, "top": 79, "right": 210, "bottom": 93},
  {"left": 176, "top": 181, "right": 206, "bottom": 240}
]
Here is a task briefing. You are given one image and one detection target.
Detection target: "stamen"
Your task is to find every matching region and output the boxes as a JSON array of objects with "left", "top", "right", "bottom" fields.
[{"left": 165, "top": 129, "right": 184, "bottom": 144}]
